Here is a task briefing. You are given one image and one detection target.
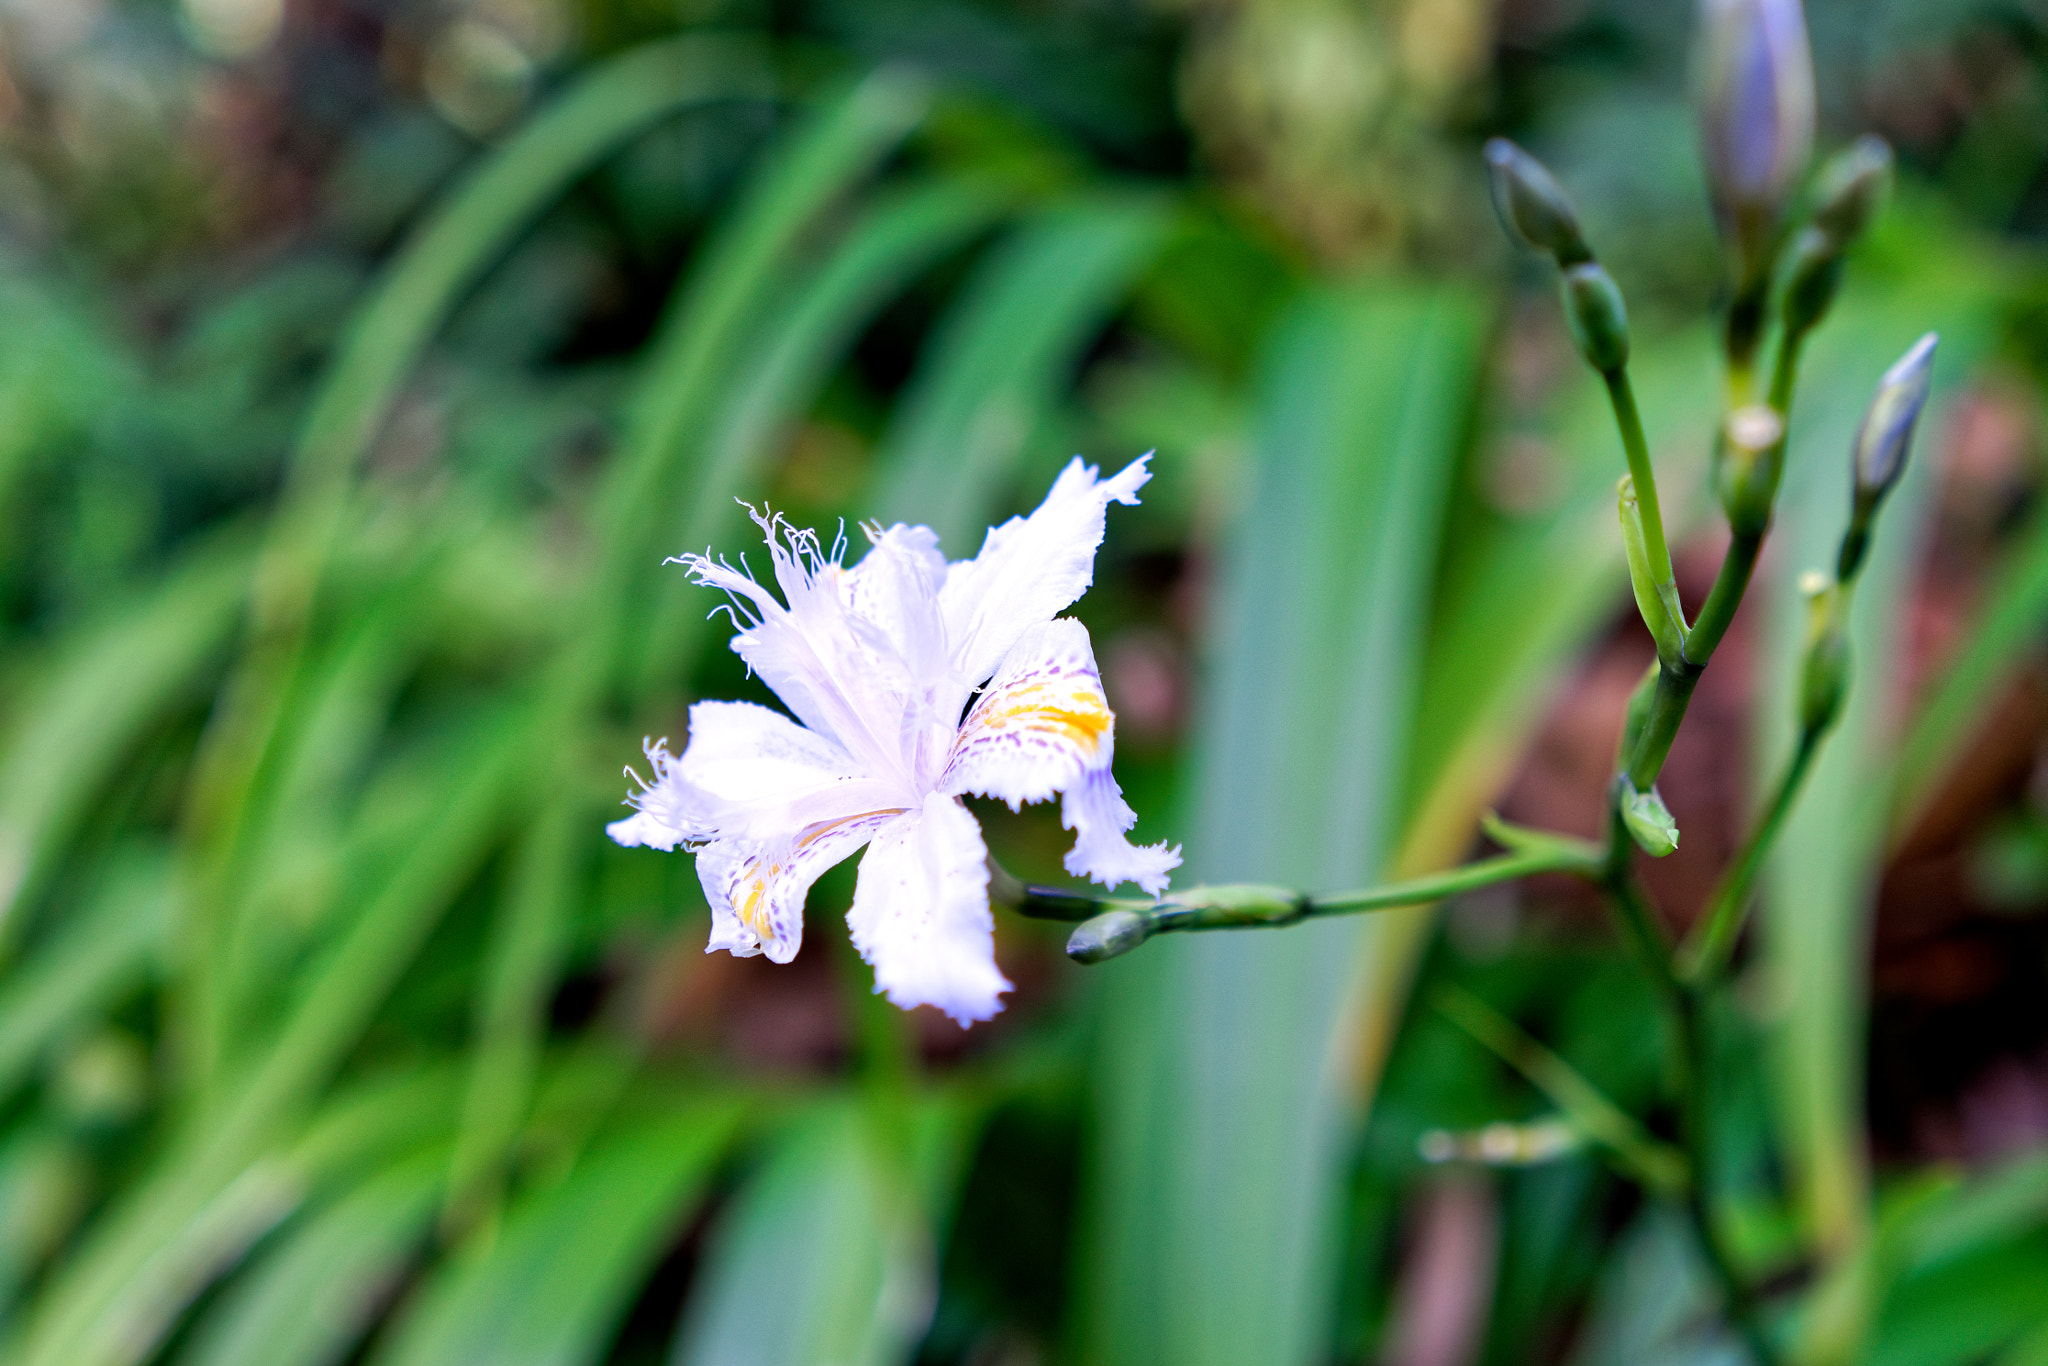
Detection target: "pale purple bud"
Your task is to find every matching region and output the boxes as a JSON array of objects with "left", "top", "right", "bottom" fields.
[
  {"left": 1696, "top": 0, "right": 1815, "bottom": 251},
  {"left": 1852, "top": 332, "right": 1937, "bottom": 506}
]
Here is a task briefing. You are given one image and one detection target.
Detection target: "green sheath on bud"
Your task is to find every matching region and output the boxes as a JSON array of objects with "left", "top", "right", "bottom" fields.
[
  {"left": 1797, "top": 570, "right": 1849, "bottom": 734},
  {"left": 1717, "top": 403, "right": 1786, "bottom": 536},
  {"left": 1485, "top": 139, "right": 1592, "bottom": 265},
  {"left": 1066, "top": 909, "right": 1153, "bottom": 963},
  {"left": 1779, "top": 224, "right": 1843, "bottom": 342},
  {"left": 1620, "top": 779, "right": 1680, "bottom": 857},
  {"left": 1620, "top": 476, "right": 1685, "bottom": 668},
  {"left": 1562, "top": 263, "right": 1630, "bottom": 374},
  {"left": 1810, "top": 135, "right": 1893, "bottom": 248}
]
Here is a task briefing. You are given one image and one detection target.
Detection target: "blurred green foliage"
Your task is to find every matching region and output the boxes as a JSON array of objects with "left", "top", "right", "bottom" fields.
[{"left": 0, "top": 0, "right": 2041, "bottom": 1363}]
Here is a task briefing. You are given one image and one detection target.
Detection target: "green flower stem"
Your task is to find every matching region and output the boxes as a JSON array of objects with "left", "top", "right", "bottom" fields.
[
  {"left": 1596, "top": 799, "right": 1779, "bottom": 1366},
  {"left": 1680, "top": 726, "right": 1824, "bottom": 983},
  {"left": 1673, "top": 977, "right": 1782, "bottom": 1366},
  {"left": 1605, "top": 369, "right": 1680, "bottom": 609},
  {"left": 1433, "top": 985, "right": 1689, "bottom": 1196},
  {"left": 1027, "top": 843, "right": 1603, "bottom": 963}
]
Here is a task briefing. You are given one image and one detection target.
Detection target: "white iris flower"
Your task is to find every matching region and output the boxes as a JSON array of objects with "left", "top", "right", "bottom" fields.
[{"left": 609, "top": 455, "right": 1180, "bottom": 1025}]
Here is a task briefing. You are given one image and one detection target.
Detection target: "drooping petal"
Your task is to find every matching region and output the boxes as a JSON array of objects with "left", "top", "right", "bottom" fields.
[
  {"left": 845, "top": 793, "right": 1010, "bottom": 1025},
  {"left": 606, "top": 700, "right": 901, "bottom": 851},
  {"left": 698, "top": 806, "right": 907, "bottom": 963},
  {"left": 1061, "top": 768, "right": 1180, "bottom": 897},
  {"left": 941, "top": 618, "right": 1179, "bottom": 897},
  {"left": 939, "top": 454, "right": 1151, "bottom": 689}
]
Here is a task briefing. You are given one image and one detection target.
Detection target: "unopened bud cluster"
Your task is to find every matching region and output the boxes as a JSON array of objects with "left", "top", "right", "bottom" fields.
[{"left": 1485, "top": 138, "right": 1631, "bottom": 377}]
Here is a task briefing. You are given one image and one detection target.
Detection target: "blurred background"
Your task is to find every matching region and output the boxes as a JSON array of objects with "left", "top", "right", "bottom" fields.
[{"left": 0, "top": 0, "right": 2045, "bottom": 1363}]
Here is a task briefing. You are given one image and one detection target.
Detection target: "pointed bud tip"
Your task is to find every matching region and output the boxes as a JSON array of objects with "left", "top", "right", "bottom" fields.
[
  {"left": 1811, "top": 135, "right": 1893, "bottom": 246},
  {"left": 1621, "top": 783, "right": 1680, "bottom": 857},
  {"left": 1066, "top": 909, "right": 1152, "bottom": 964},
  {"left": 1484, "top": 138, "right": 1592, "bottom": 265},
  {"left": 1853, "top": 331, "right": 1938, "bottom": 501}
]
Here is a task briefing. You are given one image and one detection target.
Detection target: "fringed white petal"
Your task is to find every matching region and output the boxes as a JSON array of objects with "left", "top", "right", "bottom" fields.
[
  {"left": 1061, "top": 767, "right": 1179, "bottom": 897},
  {"left": 605, "top": 701, "right": 897, "bottom": 852},
  {"left": 698, "top": 806, "right": 906, "bottom": 963},
  {"left": 846, "top": 794, "right": 1010, "bottom": 1025},
  {"left": 941, "top": 617, "right": 1179, "bottom": 896},
  {"left": 940, "top": 454, "right": 1151, "bottom": 689},
  {"left": 940, "top": 618, "right": 1111, "bottom": 809}
]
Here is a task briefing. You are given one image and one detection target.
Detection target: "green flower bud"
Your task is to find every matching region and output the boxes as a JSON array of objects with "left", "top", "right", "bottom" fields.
[
  {"left": 1696, "top": 0, "right": 1816, "bottom": 274},
  {"left": 1620, "top": 476, "right": 1685, "bottom": 669},
  {"left": 1716, "top": 403, "right": 1785, "bottom": 536},
  {"left": 1620, "top": 779, "right": 1680, "bottom": 857},
  {"left": 1484, "top": 139, "right": 1593, "bottom": 265},
  {"left": 1562, "top": 262, "right": 1630, "bottom": 373},
  {"left": 1066, "top": 909, "right": 1153, "bottom": 963},
  {"left": 1797, "top": 570, "right": 1849, "bottom": 734},
  {"left": 1852, "top": 331, "right": 1937, "bottom": 513},
  {"left": 1810, "top": 135, "right": 1893, "bottom": 248},
  {"left": 1778, "top": 224, "right": 1843, "bottom": 341}
]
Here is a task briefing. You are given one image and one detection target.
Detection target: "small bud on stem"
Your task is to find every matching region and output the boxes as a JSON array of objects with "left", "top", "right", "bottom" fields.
[
  {"left": 1716, "top": 403, "right": 1786, "bottom": 538},
  {"left": 1797, "top": 570, "right": 1849, "bottom": 735},
  {"left": 1485, "top": 139, "right": 1594, "bottom": 265},
  {"left": 1840, "top": 331, "right": 1937, "bottom": 579},
  {"left": 1619, "top": 778, "right": 1681, "bottom": 857},
  {"left": 1563, "top": 263, "right": 1630, "bottom": 374},
  {"left": 1810, "top": 135, "right": 1893, "bottom": 248}
]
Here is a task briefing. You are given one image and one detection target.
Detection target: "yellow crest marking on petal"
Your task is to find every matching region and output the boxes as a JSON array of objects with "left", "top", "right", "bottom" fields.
[
  {"left": 737, "top": 874, "right": 772, "bottom": 938},
  {"left": 796, "top": 808, "right": 905, "bottom": 850},
  {"left": 969, "top": 683, "right": 1111, "bottom": 755}
]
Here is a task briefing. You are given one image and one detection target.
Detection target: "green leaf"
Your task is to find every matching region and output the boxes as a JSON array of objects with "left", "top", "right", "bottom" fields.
[
  {"left": 629, "top": 173, "right": 1016, "bottom": 694},
  {"left": 375, "top": 1101, "right": 742, "bottom": 1366},
  {"left": 180, "top": 1152, "right": 444, "bottom": 1366},
  {"left": 284, "top": 34, "right": 775, "bottom": 513},
  {"left": 671, "top": 1100, "right": 936, "bottom": 1366},
  {"left": 1075, "top": 280, "right": 1485, "bottom": 1366},
  {"left": 1890, "top": 501, "right": 2048, "bottom": 836},
  {"left": 870, "top": 193, "right": 1172, "bottom": 547},
  {"left": 0, "top": 534, "right": 251, "bottom": 938},
  {"left": 1868, "top": 1231, "right": 2048, "bottom": 1366},
  {"left": 0, "top": 850, "right": 171, "bottom": 1101},
  {"left": 442, "top": 798, "right": 576, "bottom": 1232},
  {"left": 603, "top": 68, "right": 930, "bottom": 693},
  {"left": 8, "top": 708, "right": 528, "bottom": 1366}
]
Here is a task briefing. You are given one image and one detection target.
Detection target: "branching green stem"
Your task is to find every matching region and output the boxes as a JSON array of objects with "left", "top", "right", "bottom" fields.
[
  {"left": 1002, "top": 842, "right": 1603, "bottom": 963},
  {"left": 1605, "top": 369, "right": 1680, "bottom": 612},
  {"left": 1435, "top": 985, "right": 1688, "bottom": 1195},
  {"left": 1681, "top": 727, "right": 1825, "bottom": 983}
]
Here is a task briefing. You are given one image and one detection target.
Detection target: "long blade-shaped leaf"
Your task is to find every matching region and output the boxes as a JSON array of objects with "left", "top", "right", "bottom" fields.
[
  {"left": 1075, "top": 280, "right": 1484, "bottom": 1366},
  {"left": 670, "top": 1100, "right": 935, "bottom": 1366},
  {"left": 180, "top": 1152, "right": 445, "bottom": 1366},
  {"left": 0, "top": 534, "right": 250, "bottom": 939},
  {"left": 870, "top": 195, "right": 1171, "bottom": 549},
  {"left": 630, "top": 174, "right": 1014, "bottom": 694},
  {"left": 377, "top": 1101, "right": 743, "bottom": 1366},
  {"left": 604, "top": 68, "right": 930, "bottom": 694}
]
